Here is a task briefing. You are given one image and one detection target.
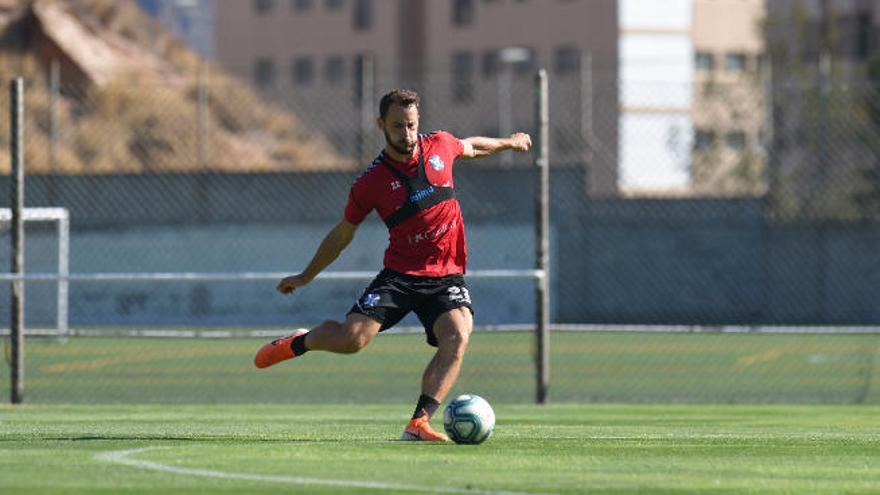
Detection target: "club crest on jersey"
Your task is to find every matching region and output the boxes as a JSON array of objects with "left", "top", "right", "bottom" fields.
[{"left": 429, "top": 155, "right": 445, "bottom": 171}]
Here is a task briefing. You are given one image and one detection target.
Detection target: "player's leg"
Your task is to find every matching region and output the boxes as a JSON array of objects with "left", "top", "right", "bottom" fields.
[
  {"left": 253, "top": 313, "right": 382, "bottom": 368},
  {"left": 401, "top": 307, "right": 473, "bottom": 441},
  {"left": 255, "top": 270, "right": 409, "bottom": 368},
  {"left": 301, "top": 313, "right": 381, "bottom": 353},
  {"left": 402, "top": 277, "right": 473, "bottom": 441},
  {"left": 420, "top": 306, "right": 473, "bottom": 402}
]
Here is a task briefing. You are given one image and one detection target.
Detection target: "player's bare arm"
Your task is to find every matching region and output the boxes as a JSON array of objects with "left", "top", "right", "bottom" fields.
[
  {"left": 276, "top": 219, "right": 358, "bottom": 294},
  {"left": 460, "top": 132, "right": 532, "bottom": 159}
]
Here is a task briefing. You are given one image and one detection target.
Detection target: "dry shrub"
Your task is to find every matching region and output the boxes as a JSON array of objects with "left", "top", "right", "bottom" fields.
[{"left": 0, "top": 0, "right": 353, "bottom": 175}]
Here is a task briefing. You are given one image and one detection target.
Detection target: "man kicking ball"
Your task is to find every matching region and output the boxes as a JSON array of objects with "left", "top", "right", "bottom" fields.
[{"left": 255, "top": 89, "right": 532, "bottom": 441}]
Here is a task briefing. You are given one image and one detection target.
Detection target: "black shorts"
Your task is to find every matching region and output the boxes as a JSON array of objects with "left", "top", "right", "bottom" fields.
[{"left": 348, "top": 269, "right": 474, "bottom": 347}]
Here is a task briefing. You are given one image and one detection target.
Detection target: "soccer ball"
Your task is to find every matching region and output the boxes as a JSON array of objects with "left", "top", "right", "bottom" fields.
[{"left": 443, "top": 394, "right": 495, "bottom": 444}]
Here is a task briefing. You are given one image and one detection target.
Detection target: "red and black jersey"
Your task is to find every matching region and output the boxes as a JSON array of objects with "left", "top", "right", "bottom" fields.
[{"left": 344, "top": 131, "right": 467, "bottom": 277}]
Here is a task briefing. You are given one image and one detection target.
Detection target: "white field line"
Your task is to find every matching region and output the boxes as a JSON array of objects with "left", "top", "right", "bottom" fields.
[{"left": 95, "top": 447, "right": 554, "bottom": 495}]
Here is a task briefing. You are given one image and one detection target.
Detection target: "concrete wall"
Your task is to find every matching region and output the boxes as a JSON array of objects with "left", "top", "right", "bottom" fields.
[{"left": 557, "top": 199, "right": 880, "bottom": 324}]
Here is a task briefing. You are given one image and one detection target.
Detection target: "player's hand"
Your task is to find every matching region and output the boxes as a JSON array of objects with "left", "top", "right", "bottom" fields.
[
  {"left": 276, "top": 274, "right": 310, "bottom": 295},
  {"left": 508, "top": 132, "right": 532, "bottom": 152}
]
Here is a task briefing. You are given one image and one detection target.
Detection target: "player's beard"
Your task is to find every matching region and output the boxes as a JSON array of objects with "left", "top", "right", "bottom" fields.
[{"left": 384, "top": 129, "right": 416, "bottom": 157}]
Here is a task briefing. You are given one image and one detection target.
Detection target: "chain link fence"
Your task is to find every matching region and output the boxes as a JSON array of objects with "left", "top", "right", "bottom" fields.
[{"left": 2, "top": 62, "right": 879, "bottom": 404}]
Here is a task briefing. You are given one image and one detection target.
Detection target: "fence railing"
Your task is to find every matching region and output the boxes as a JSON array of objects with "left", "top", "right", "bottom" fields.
[{"left": 3, "top": 66, "right": 880, "bottom": 405}]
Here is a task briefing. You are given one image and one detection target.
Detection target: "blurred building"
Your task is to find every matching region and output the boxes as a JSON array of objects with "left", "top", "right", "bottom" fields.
[
  {"left": 207, "top": 0, "right": 621, "bottom": 195},
  {"left": 619, "top": 0, "right": 765, "bottom": 195},
  {"left": 691, "top": 0, "right": 767, "bottom": 195},
  {"left": 139, "top": 0, "right": 769, "bottom": 196},
  {"left": 618, "top": 0, "right": 695, "bottom": 193},
  {"left": 137, "top": 0, "right": 214, "bottom": 58},
  {"left": 766, "top": 0, "right": 877, "bottom": 67},
  {"left": 763, "top": 0, "right": 880, "bottom": 219}
]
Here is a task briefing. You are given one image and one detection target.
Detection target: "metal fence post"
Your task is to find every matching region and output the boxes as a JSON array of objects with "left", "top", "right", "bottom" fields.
[
  {"left": 580, "top": 51, "right": 594, "bottom": 166},
  {"left": 49, "top": 60, "right": 59, "bottom": 173},
  {"left": 534, "top": 69, "right": 550, "bottom": 404},
  {"left": 57, "top": 210, "right": 70, "bottom": 337},
  {"left": 358, "top": 53, "right": 375, "bottom": 164},
  {"left": 48, "top": 60, "right": 59, "bottom": 206},
  {"left": 10, "top": 77, "right": 25, "bottom": 404},
  {"left": 197, "top": 61, "right": 208, "bottom": 169}
]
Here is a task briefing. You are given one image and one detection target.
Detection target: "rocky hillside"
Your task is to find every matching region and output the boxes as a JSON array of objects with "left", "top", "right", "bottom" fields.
[{"left": 0, "top": 0, "right": 351, "bottom": 174}]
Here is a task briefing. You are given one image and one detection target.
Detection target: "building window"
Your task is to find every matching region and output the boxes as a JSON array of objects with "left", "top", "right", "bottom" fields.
[
  {"left": 325, "top": 0, "right": 344, "bottom": 11},
  {"left": 292, "top": 0, "right": 313, "bottom": 12},
  {"left": 695, "top": 51, "right": 714, "bottom": 72},
  {"left": 482, "top": 50, "right": 500, "bottom": 78},
  {"left": 755, "top": 54, "right": 765, "bottom": 74},
  {"left": 253, "top": 57, "right": 276, "bottom": 89},
  {"left": 254, "top": 0, "right": 273, "bottom": 14},
  {"left": 353, "top": 0, "right": 372, "bottom": 30},
  {"left": 353, "top": 54, "right": 376, "bottom": 101},
  {"left": 693, "top": 129, "right": 716, "bottom": 151},
  {"left": 725, "top": 131, "right": 747, "bottom": 150},
  {"left": 724, "top": 52, "right": 747, "bottom": 72},
  {"left": 325, "top": 56, "right": 345, "bottom": 85},
  {"left": 293, "top": 57, "right": 314, "bottom": 86},
  {"left": 453, "top": 0, "right": 475, "bottom": 26},
  {"left": 452, "top": 51, "right": 474, "bottom": 103},
  {"left": 512, "top": 47, "right": 536, "bottom": 75},
  {"left": 554, "top": 46, "right": 580, "bottom": 75}
]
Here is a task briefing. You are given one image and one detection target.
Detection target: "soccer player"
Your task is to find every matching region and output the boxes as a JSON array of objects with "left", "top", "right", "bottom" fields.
[{"left": 254, "top": 89, "right": 532, "bottom": 441}]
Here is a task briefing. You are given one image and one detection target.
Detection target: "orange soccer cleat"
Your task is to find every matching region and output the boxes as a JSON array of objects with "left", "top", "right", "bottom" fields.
[
  {"left": 254, "top": 329, "right": 308, "bottom": 369},
  {"left": 400, "top": 416, "right": 449, "bottom": 442}
]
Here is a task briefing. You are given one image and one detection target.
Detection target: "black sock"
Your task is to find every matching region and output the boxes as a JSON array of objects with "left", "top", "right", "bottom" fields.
[
  {"left": 412, "top": 394, "right": 440, "bottom": 420},
  {"left": 290, "top": 334, "right": 309, "bottom": 356}
]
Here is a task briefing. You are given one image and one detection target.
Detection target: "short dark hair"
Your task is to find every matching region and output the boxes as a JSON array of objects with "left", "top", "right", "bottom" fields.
[{"left": 379, "top": 89, "right": 420, "bottom": 120}]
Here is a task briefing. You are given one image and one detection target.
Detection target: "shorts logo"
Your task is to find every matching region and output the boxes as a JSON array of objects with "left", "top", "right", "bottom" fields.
[
  {"left": 429, "top": 155, "right": 445, "bottom": 171},
  {"left": 361, "top": 293, "right": 381, "bottom": 308},
  {"left": 447, "top": 286, "right": 471, "bottom": 304}
]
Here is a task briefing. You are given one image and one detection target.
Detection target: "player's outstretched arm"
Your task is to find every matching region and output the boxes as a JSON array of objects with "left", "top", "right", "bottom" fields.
[
  {"left": 460, "top": 133, "right": 532, "bottom": 159},
  {"left": 277, "top": 219, "right": 358, "bottom": 295}
]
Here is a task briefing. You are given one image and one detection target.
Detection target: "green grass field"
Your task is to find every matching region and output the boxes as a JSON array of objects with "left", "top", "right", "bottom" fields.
[
  {"left": 2, "top": 331, "right": 879, "bottom": 493},
  {"left": 3, "top": 331, "right": 879, "bottom": 404},
  {"left": 2, "top": 403, "right": 879, "bottom": 494}
]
